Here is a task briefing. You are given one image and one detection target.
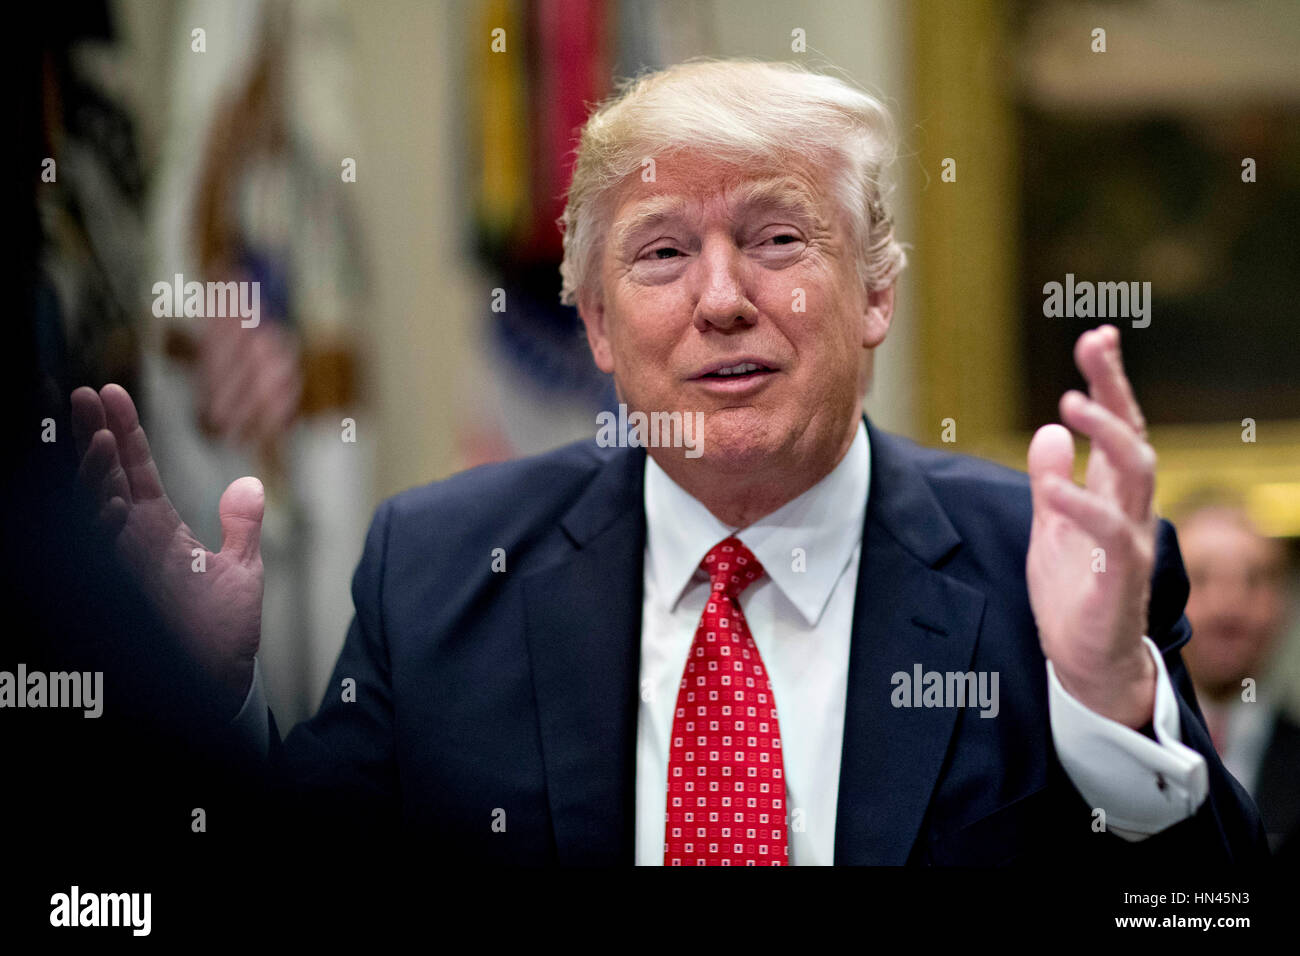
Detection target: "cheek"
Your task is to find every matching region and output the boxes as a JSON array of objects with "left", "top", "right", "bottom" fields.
[
  {"left": 766, "top": 278, "right": 860, "bottom": 365},
  {"left": 611, "top": 286, "right": 687, "bottom": 352},
  {"left": 770, "top": 254, "right": 855, "bottom": 323},
  {"left": 604, "top": 300, "right": 685, "bottom": 399}
]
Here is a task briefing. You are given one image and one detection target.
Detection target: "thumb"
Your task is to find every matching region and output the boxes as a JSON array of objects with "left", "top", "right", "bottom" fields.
[
  {"left": 1028, "top": 423, "right": 1075, "bottom": 512},
  {"left": 218, "top": 476, "right": 265, "bottom": 563}
]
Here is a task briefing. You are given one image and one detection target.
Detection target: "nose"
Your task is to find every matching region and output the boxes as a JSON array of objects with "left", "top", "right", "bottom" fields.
[{"left": 691, "top": 236, "right": 759, "bottom": 332}]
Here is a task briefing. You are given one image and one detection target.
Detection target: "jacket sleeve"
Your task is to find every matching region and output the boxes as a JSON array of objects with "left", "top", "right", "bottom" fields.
[{"left": 267, "top": 499, "right": 402, "bottom": 838}]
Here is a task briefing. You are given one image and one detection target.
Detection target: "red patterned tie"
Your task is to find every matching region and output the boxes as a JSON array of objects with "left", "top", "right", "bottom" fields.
[{"left": 664, "top": 536, "right": 788, "bottom": 866}]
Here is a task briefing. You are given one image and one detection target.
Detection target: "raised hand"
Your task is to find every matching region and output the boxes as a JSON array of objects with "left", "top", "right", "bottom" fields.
[
  {"left": 71, "top": 384, "right": 265, "bottom": 715},
  {"left": 1026, "top": 325, "right": 1159, "bottom": 729}
]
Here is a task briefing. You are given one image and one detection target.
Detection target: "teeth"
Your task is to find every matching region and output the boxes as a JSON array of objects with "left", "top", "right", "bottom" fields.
[{"left": 715, "top": 362, "right": 761, "bottom": 376}]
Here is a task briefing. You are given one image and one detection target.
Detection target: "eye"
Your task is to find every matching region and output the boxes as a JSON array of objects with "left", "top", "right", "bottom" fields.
[
  {"left": 637, "top": 241, "right": 684, "bottom": 261},
  {"left": 757, "top": 231, "right": 804, "bottom": 250}
]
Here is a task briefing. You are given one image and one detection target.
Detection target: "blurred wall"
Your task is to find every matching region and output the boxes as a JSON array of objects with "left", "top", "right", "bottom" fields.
[{"left": 347, "top": 0, "right": 483, "bottom": 502}]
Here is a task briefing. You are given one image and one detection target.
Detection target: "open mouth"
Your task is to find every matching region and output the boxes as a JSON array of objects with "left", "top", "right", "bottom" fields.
[{"left": 697, "top": 362, "right": 776, "bottom": 381}]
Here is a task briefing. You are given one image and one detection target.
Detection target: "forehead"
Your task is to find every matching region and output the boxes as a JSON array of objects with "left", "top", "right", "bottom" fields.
[
  {"left": 607, "top": 158, "right": 830, "bottom": 240},
  {"left": 1182, "top": 511, "right": 1274, "bottom": 561}
]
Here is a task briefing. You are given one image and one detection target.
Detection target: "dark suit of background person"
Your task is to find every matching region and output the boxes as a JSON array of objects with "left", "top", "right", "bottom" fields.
[
  {"left": 235, "top": 416, "right": 1268, "bottom": 866},
  {"left": 1255, "top": 715, "right": 1300, "bottom": 858},
  {"left": 4, "top": 11, "right": 270, "bottom": 929},
  {"left": 1178, "top": 500, "right": 1300, "bottom": 863}
]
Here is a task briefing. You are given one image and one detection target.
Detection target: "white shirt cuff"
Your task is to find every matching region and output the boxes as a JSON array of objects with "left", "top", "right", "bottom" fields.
[
  {"left": 1047, "top": 636, "right": 1208, "bottom": 841},
  {"left": 228, "top": 656, "right": 271, "bottom": 760}
]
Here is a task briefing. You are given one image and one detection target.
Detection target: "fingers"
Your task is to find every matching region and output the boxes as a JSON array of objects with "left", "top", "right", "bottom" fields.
[
  {"left": 198, "top": 316, "right": 240, "bottom": 430},
  {"left": 1074, "top": 325, "right": 1146, "bottom": 437},
  {"left": 218, "top": 477, "right": 265, "bottom": 564},
  {"left": 199, "top": 323, "right": 301, "bottom": 449},
  {"left": 1032, "top": 401, "right": 1155, "bottom": 567},
  {"left": 99, "top": 384, "right": 167, "bottom": 501},
  {"left": 1039, "top": 472, "right": 1149, "bottom": 564},
  {"left": 73, "top": 388, "right": 133, "bottom": 536},
  {"left": 226, "top": 332, "right": 301, "bottom": 446},
  {"left": 235, "top": 365, "right": 301, "bottom": 449},
  {"left": 70, "top": 387, "right": 106, "bottom": 461},
  {"left": 254, "top": 371, "right": 301, "bottom": 447},
  {"left": 1027, "top": 423, "right": 1075, "bottom": 539},
  {"left": 77, "top": 428, "right": 133, "bottom": 511},
  {"left": 206, "top": 329, "right": 263, "bottom": 436},
  {"left": 1059, "top": 390, "right": 1155, "bottom": 520},
  {"left": 1028, "top": 422, "right": 1075, "bottom": 485}
]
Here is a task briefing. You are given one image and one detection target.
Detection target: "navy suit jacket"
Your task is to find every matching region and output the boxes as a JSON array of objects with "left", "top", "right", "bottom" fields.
[{"left": 268, "top": 417, "right": 1268, "bottom": 865}]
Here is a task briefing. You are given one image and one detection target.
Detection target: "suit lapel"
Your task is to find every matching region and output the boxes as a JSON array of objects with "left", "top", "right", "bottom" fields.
[
  {"left": 522, "top": 446, "right": 646, "bottom": 865},
  {"left": 520, "top": 424, "right": 991, "bottom": 866},
  {"left": 833, "top": 420, "right": 988, "bottom": 864}
]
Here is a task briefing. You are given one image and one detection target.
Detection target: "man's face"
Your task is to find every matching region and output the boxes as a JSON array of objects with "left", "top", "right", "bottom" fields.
[
  {"left": 1181, "top": 510, "right": 1288, "bottom": 698},
  {"left": 578, "top": 152, "right": 892, "bottom": 475}
]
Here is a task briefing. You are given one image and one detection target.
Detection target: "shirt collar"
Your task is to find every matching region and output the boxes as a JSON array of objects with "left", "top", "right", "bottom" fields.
[{"left": 644, "top": 419, "right": 870, "bottom": 626}]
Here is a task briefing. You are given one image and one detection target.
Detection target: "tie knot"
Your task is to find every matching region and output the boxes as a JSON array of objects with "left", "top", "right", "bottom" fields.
[{"left": 701, "top": 536, "right": 764, "bottom": 599}]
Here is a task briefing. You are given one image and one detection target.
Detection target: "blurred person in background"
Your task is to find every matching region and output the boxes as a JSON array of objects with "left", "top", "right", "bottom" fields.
[
  {"left": 7, "top": 4, "right": 272, "bottom": 913},
  {"left": 1176, "top": 491, "right": 1299, "bottom": 856}
]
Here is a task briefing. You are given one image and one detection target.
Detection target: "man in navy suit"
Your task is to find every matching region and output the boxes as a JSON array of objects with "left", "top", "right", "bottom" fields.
[{"left": 71, "top": 60, "right": 1266, "bottom": 865}]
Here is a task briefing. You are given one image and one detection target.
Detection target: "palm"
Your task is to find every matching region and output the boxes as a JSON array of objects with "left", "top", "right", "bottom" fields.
[
  {"left": 1024, "top": 326, "right": 1157, "bottom": 727},
  {"left": 121, "top": 497, "right": 263, "bottom": 680},
  {"left": 1028, "top": 451, "right": 1146, "bottom": 670},
  {"left": 72, "top": 384, "right": 265, "bottom": 708}
]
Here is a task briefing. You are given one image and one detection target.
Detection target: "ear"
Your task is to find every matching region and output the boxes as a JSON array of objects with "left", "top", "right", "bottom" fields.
[
  {"left": 577, "top": 284, "right": 616, "bottom": 374},
  {"left": 862, "top": 283, "right": 895, "bottom": 349}
]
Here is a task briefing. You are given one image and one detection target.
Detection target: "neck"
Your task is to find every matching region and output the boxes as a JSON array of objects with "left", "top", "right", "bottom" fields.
[
  {"left": 1198, "top": 683, "right": 1250, "bottom": 708},
  {"left": 651, "top": 417, "right": 860, "bottom": 528}
]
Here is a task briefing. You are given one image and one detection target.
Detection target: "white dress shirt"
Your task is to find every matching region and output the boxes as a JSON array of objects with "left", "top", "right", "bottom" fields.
[
  {"left": 1198, "top": 694, "right": 1278, "bottom": 799},
  {"left": 235, "top": 420, "right": 1210, "bottom": 858},
  {"left": 634, "top": 419, "right": 1208, "bottom": 864}
]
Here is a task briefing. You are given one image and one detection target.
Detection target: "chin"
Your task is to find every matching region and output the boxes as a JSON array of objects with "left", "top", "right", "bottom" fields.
[{"left": 694, "top": 411, "right": 788, "bottom": 470}]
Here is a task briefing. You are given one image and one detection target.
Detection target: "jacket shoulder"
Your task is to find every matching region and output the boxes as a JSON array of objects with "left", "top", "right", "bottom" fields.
[
  {"left": 873, "top": 429, "right": 1033, "bottom": 536},
  {"left": 882, "top": 431, "right": 1030, "bottom": 492},
  {"left": 379, "top": 437, "right": 621, "bottom": 535},
  {"left": 363, "top": 438, "right": 638, "bottom": 579}
]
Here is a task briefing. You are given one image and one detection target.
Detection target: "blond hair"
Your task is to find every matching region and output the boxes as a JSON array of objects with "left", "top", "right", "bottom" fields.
[{"left": 558, "top": 58, "right": 906, "bottom": 307}]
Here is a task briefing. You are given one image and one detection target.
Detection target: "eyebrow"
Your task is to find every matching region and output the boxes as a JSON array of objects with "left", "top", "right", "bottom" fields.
[
  {"left": 611, "top": 196, "right": 691, "bottom": 257},
  {"left": 611, "top": 176, "right": 824, "bottom": 257},
  {"left": 732, "top": 176, "right": 824, "bottom": 223}
]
